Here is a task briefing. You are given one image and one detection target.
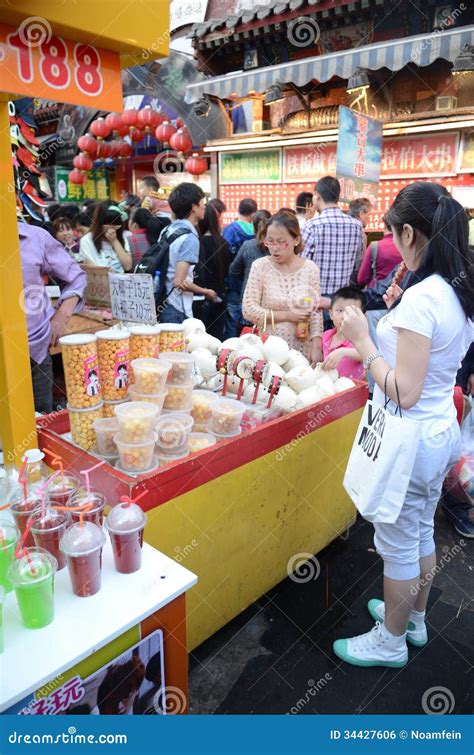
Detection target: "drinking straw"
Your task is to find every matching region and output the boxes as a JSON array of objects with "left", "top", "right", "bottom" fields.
[
  {"left": 80, "top": 460, "right": 106, "bottom": 498},
  {"left": 43, "top": 447, "right": 64, "bottom": 477},
  {"left": 18, "top": 459, "right": 28, "bottom": 501},
  {"left": 53, "top": 502, "right": 93, "bottom": 529},
  {"left": 120, "top": 490, "right": 147, "bottom": 508},
  {"left": 0, "top": 527, "right": 7, "bottom": 549},
  {"left": 14, "top": 521, "right": 36, "bottom": 575}
]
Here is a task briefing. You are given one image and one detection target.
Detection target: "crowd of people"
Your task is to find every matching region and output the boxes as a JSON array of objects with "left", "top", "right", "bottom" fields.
[{"left": 18, "top": 174, "right": 474, "bottom": 669}]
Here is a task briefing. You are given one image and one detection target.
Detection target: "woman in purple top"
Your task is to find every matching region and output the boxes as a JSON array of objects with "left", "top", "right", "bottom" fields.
[
  {"left": 18, "top": 222, "right": 86, "bottom": 413},
  {"left": 357, "top": 220, "right": 402, "bottom": 289}
]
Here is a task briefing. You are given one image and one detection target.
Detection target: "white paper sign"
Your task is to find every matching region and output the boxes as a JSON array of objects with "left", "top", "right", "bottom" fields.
[
  {"left": 170, "top": 0, "right": 208, "bottom": 31},
  {"left": 108, "top": 273, "right": 157, "bottom": 324}
]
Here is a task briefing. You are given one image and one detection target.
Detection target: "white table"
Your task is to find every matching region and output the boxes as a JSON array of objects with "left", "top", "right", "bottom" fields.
[{"left": 0, "top": 541, "right": 197, "bottom": 711}]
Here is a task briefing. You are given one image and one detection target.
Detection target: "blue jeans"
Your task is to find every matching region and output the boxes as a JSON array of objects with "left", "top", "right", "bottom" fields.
[
  {"left": 160, "top": 302, "right": 186, "bottom": 324},
  {"left": 224, "top": 300, "right": 242, "bottom": 339}
]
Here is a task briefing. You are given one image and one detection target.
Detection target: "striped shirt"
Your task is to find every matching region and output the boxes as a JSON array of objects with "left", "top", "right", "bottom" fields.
[{"left": 302, "top": 207, "right": 364, "bottom": 295}]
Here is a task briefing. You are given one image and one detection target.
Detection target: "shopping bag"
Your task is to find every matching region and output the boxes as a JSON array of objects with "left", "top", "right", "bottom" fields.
[
  {"left": 343, "top": 398, "right": 421, "bottom": 523},
  {"left": 240, "top": 309, "right": 275, "bottom": 342}
]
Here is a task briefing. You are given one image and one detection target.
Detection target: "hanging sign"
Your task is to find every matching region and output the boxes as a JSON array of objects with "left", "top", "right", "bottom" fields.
[
  {"left": 55, "top": 167, "right": 110, "bottom": 203},
  {"left": 220, "top": 149, "right": 282, "bottom": 184},
  {"left": 0, "top": 21, "right": 122, "bottom": 110},
  {"left": 336, "top": 106, "right": 383, "bottom": 203},
  {"left": 108, "top": 273, "right": 157, "bottom": 324}
]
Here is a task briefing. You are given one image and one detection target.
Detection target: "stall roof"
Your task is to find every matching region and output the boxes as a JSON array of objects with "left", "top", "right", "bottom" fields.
[{"left": 185, "top": 24, "right": 474, "bottom": 102}]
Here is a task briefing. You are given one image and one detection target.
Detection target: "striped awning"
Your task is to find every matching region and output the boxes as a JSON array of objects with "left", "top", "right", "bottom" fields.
[{"left": 185, "top": 25, "right": 474, "bottom": 103}]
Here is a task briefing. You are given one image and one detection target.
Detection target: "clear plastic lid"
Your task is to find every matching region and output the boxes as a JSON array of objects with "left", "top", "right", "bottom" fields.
[
  {"left": 67, "top": 491, "right": 106, "bottom": 513},
  {"left": 59, "top": 521, "right": 105, "bottom": 557},
  {"left": 105, "top": 502, "right": 147, "bottom": 533},
  {"left": 59, "top": 333, "right": 97, "bottom": 346},
  {"left": 7, "top": 547, "right": 57, "bottom": 585},
  {"left": 160, "top": 352, "right": 195, "bottom": 364},
  {"left": 47, "top": 472, "right": 80, "bottom": 493},
  {"left": 29, "top": 507, "right": 70, "bottom": 532},
  {"left": 96, "top": 328, "right": 130, "bottom": 341},
  {"left": 22, "top": 449, "right": 45, "bottom": 463},
  {"left": 160, "top": 324, "right": 184, "bottom": 331},
  {"left": 128, "top": 324, "right": 161, "bottom": 336}
]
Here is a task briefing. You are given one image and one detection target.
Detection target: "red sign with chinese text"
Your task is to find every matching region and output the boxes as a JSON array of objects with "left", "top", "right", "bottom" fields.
[{"left": 0, "top": 22, "right": 122, "bottom": 110}]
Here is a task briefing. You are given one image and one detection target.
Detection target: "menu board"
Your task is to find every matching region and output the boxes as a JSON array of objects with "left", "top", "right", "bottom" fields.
[{"left": 109, "top": 274, "right": 156, "bottom": 324}]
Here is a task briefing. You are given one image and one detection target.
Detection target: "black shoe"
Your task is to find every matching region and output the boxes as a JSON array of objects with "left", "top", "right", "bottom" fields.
[{"left": 440, "top": 499, "right": 474, "bottom": 538}]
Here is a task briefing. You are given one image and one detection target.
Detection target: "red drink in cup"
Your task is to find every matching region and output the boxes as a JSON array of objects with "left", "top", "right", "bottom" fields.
[
  {"left": 60, "top": 522, "right": 105, "bottom": 597},
  {"left": 66, "top": 491, "right": 106, "bottom": 527},
  {"left": 47, "top": 472, "right": 80, "bottom": 507},
  {"left": 105, "top": 503, "right": 147, "bottom": 574},
  {"left": 29, "top": 508, "right": 71, "bottom": 570},
  {"left": 10, "top": 495, "right": 43, "bottom": 548}
]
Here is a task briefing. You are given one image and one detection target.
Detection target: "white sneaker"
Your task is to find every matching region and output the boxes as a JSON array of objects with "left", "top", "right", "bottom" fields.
[
  {"left": 333, "top": 621, "right": 408, "bottom": 668},
  {"left": 367, "top": 599, "right": 428, "bottom": 647}
]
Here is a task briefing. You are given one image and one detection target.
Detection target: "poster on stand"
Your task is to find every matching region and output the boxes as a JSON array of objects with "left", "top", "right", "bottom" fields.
[
  {"left": 8, "top": 629, "right": 166, "bottom": 716},
  {"left": 336, "top": 106, "right": 383, "bottom": 204}
]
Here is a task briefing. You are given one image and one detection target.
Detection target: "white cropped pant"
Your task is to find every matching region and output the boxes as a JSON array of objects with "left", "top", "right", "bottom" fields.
[{"left": 373, "top": 423, "right": 462, "bottom": 580}]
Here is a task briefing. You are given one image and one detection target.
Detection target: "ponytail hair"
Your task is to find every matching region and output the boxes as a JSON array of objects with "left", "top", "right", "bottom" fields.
[
  {"left": 131, "top": 207, "right": 163, "bottom": 245},
  {"left": 385, "top": 181, "right": 474, "bottom": 319}
]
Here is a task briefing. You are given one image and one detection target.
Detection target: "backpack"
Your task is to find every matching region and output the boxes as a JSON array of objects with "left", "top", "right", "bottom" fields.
[{"left": 134, "top": 227, "right": 192, "bottom": 312}]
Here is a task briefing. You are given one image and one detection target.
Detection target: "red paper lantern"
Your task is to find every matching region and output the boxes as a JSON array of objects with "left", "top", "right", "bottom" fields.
[
  {"left": 77, "top": 134, "right": 98, "bottom": 155},
  {"left": 73, "top": 152, "right": 93, "bottom": 171},
  {"left": 185, "top": 153, "right": 207, "bottom": 175},
  {"left": 69, "top": 169, "right": 87, "bottom": 185},
  {"left": 117, "top": 123, "right": 130, "bottom": 138},
  {"left": 108, "top": 141, "right": 122, "bottom": 157},
  {"left": 155, "top": 120, "right": 176, "bottom": 144},
  {"left": 105, "top": 112, "right": 123, "bottom": 133},
  {"left": 118, "top": 141, "right": 133, "bottom": 158},
  {"left": 97, "top": 140, "right": 113, "bottom": 158},
  {"left": 176, "top": 117, "right": 185, "bottom": 128},
  {"left": 121, "top": 108, "right": 139, "bottom": 129},
  {"left": 155, "top": 112, "right": 167, "bottom": 127},
  {"left": 169, "top": 128, "right": 193, "bottom": 154},
  {"left": 89, "top": 117, "right": 111, "bottom": 140},
  {"left": 137, "top": 106, "right": 160, "bottom": 131},
  {"left": 129, "top": 128, "right": 143, "bottom": 143}
]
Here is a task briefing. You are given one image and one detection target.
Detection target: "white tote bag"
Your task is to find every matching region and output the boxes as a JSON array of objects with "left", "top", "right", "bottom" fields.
[{"left": 343, "top": 390, "right": 421, "bottom": 523}]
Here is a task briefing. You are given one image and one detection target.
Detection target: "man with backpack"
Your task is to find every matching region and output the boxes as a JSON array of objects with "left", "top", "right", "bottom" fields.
[{"left": 136, "top": 183, "right": 210, "bottom": 323}]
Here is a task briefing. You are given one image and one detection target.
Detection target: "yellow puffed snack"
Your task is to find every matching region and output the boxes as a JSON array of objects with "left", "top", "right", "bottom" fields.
[
  {"left": 96, "top": 329, "right": 131, "bottom": 401},
  {"left": 159, "top": 324, "right": 185, "bottom": 353},
  {"left": 129, "top": 325, "right": 161, "bottom": 361},
  {"left": 59, "top": 334, "right": 101, "bottom": 409},
  {"left": 68, "top": 403, "right": 104, "bottom": 451}
]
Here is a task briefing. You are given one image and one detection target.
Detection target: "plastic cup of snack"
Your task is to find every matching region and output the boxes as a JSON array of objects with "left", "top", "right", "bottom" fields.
[
  {"left": 103, "top": 398, "right": 129, "bottom": 418},
  {"left": 68, "top": 403, "right": 104, "bottom": 451},
  {"left": 60, "top": 521, "right": 105, "bottom": 598},
  {"left": 0, "top": 524, "right": 20, "bottom": 592},
  {"left": 8, "top": 547, "right": 58, "bottom": 628},
  {"left": 128, "top": 386, "right": 168, "bottom": 413},
  {"left": 96, "top": 328, "right": 131, "bottom": 401},
  {"left": 93, "top": 417, "right": 119, "bottom": 456},
  {"left": 59, "top": 333, "right": 101, "bottom": 409},
  {"left": 66, "top": 491, "right": 107, "bottom": 527},
  {"left": 210, "top": 398, "right": 246, "bottom": 436},
  {"left": 154, "top": 413, "right": 194, "bottom": 456},
  {"left": 46, "top": 472, "right": 81, "bottom": 507},
  {"left": 156, "top": 452, "right": 188, "bottom": 467},
  {"left": 10, "top": 495, "right": 43, "bottom": 548},
  {"left": 212, "top": 428, "right": 242, "bottom": 441},
  {"left": 159, "top": 323, "right": 185, "bottom": 353},
  {"left": 114, "top": 433, "right": 157, "bottom": 473},
  {"left": 129, "top": 324, "right": 161, "bottom": 362},
  {"left": 160, "top": 352, "right": 195, "bottom": 385},
  {"left": 114, "top": 401, "right": 158, "bottom": 443},
  {"left": 105, "top": 502, "right": 147, "bottom": 574},
  {"left": 29, "top": 508, "right": 71, "bottom": 570},
  {"left": 130, "top": 358, "right": 171, "bottom": 394},
  {"left": 189, "top": 433, "right": 217, "bottom": 454},
  {"left": 191, "top": 390, "right": 219, "bottom": 427},
  {"left": 0, "top": 586, "right": 5, "bottom": 652},
  {"left": 163, "top": 382, "right": 194, "bottom": 413},
  {"left": 115, "top": 455, "right": 159, "bottom": 477}
]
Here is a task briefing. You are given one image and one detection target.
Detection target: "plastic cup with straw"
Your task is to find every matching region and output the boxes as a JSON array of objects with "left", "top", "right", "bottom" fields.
[
  {"left": 58, "top": 500, "right": 105, "bottom": 597},
  {"left": 105, "top": 492, "right": 147, "bottom": 574},
  {"left": 0, "top": 523, "right": 20, "bottom": 592}
]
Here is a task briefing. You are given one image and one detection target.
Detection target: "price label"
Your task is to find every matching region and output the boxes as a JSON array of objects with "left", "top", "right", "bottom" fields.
[
  {"left": 0, "top": 22, "right": 122, "bottom": 110},
  {"left": 108, "top": 274, "right": 157, "bottom": 325}
]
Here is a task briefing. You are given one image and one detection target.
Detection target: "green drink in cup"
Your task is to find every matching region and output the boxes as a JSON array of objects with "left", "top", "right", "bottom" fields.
[
  {"left": 0, "top": 524, "right": 20, "bottom": 592},
  {"left": 0, "top": 586, "right": 5, "bottom": 653},
  {"left": 7, "top": 548, "right": 57, "bottom": 629}
]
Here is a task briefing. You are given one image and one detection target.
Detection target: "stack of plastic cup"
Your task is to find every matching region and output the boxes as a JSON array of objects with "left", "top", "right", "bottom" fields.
[
  {"left": 66, "top": 491, "right": 107, "bottom": 527},
  {"left": 114, "top": 401, "right": 159, "bottom": 474},
  {"left": 155, "top": 413, "right": 194, "bottom": 457},
  {"left": 10, "top": 494, "right": 43, "bottom": 548},
  {"left": 0, "top": 524, "right": 20, "bottom": 592},
  {"left": 210, "top": 398, "right": 245, "bottom": 437},
  {"left": 60, "top": 522, "right": 105, "bottom": 598},
  {"left": 93, "top": 417, "right": 119, "bottom": 459},
  {"left": 105, "top": 502, "right": 147, "bottom": 574},
  {"left": 129, "top": 358, "right": 170, "bottom": 412},
  {"left": 161, "top": 353, "right": 195, "bottom": 414},
  {"left": 29, "top": 508, "right": 71, "bottom": 570},
  {"left": 7, "top": 548, "right": 58, "bottom": 629}
]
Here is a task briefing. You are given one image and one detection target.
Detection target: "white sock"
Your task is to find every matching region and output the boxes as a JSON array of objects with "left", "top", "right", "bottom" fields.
[
  {"left": 380, "top": 623, "right": 407, "bottom": 643},
  {"left": 409, "top": 609, "right": 426, "bottom": 627}
]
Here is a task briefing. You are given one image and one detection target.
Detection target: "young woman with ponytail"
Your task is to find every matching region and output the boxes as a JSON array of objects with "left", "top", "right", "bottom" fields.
[{"left": 333, "top": 182, "right": 474, "bottom": 668}]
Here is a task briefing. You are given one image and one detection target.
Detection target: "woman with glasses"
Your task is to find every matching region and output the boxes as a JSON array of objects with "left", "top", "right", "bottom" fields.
[{"left": 242, "top": 211, "right": 323, "bottom": 364}]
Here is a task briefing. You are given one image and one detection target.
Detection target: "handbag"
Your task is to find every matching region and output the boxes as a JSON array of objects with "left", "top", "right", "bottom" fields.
[
  {"left": 343, "top": 372, "right": 421, "bottom": 523},
  {"left": 240, "top": 308, "right": 275, "bottom": 341}
]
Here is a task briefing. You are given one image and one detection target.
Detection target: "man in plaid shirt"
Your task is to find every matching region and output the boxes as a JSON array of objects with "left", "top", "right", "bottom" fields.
[{"left": 302, "top": 176, "right": 364, "bottom": 296}]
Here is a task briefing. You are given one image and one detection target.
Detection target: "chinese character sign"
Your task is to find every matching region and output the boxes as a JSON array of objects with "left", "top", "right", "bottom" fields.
[
  {"left": 220, "top": 150, "right": 281, "bottom": 183},
  {"left": 109, "top": 274, "right": 157, "bottom": 324},
  {"left": 336, "top": 106, "right": 383, "bottom": 202}
]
